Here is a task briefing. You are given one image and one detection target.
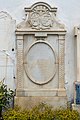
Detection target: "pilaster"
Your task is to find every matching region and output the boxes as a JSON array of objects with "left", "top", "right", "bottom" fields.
[
  {"left": 16, "top": 35, "right": 24, "bottom": 90},
  {"left": 58, "top": 35, "right": 65, "bottom": 88}
]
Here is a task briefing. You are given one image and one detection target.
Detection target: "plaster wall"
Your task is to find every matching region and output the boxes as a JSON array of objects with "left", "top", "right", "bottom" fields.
[{"left": 0, "top": 0, "right": 79, "bottom": 102}]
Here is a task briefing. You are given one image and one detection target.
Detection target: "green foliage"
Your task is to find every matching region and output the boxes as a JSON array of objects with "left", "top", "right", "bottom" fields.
[
  {"left": 0, "top": 80, "right": 14, "bottom": 110},
  {"left": 29, "top": 103, "right": 54, "bottom": 120},
  {"left": 54, "top": 109, "right": 80, "bottom": 120},
  {"left": 3, "top": 103, "right": 80, "bottom": 120}
]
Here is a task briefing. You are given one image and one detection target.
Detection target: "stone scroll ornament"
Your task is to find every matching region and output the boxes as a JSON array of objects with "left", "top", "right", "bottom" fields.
[{"left": 28, "top": 5, "right": 53, "bottom": 30}]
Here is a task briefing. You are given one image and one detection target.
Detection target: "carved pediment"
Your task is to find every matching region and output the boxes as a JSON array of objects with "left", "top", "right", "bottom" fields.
[{"left": 17, "top": 2, "right": 65, "bottom": 30}]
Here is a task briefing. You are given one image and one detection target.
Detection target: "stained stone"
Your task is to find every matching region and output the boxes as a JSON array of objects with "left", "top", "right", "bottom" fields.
[{"left": 15, "top": 2, "right": 67, "bottom": 109}]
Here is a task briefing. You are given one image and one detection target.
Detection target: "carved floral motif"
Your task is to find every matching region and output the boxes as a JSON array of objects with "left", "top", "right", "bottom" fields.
[{"left": 28, "top": 5, "right": 53, "bottom": 30}]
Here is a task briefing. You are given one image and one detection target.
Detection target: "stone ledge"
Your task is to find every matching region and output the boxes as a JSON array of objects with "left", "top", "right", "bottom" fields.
[{"left": 16, "top": 89, "right": 67, "bottom": 97}]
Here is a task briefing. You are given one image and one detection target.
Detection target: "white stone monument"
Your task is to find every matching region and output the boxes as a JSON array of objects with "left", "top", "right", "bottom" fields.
[
  {"left": 72, "top": 27, "right": 80, "bottom": 112},
  {"left": 15, "top": 2, "right": 67, "bottom": 109}
]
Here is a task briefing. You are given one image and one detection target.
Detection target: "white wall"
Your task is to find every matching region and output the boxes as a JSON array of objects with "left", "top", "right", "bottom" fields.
[{"left": 0, "top": 0, "right": 80, "bottom": 102}]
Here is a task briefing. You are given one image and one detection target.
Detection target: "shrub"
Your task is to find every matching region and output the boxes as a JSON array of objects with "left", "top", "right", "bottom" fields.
[
  {"left": 29, "top": 103, "right": 54, "bottom": 120},
  {"left": 3, "top": 103, "right": 80, "bottom": 120},
  {"left": 0, "top": 80, "right": 14, "bottom": 119},
  {"left": 54, "top": 109, "right": 80, "bottom": 120}
]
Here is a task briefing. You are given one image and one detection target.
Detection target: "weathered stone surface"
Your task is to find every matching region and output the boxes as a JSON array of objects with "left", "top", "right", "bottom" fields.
[
  {"left": 16, "top": 2, "right": 67, "bottom": 109},
  {"left": 24, "top": 41, "right": 56, "bottom": 85},
  {"left": 0, "top": 11, "right": 15, "bottom": 50},
  {"left": 0, "top": 11, "right": 16, "bottom": 90},
  {"left": 72, "top": 27, "right": 80, "bottom": 110},
  {"left": 15, "top": 96, "right": 67, "bottom": 109}
]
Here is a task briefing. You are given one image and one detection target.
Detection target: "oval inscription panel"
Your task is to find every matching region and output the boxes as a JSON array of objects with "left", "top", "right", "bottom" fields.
[{"left": 24, "top": 42, "right": 56, "bottom": 85}]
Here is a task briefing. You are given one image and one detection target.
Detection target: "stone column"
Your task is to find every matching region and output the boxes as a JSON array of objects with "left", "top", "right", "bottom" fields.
[
  {"left": 58, "top": 35, "right": 65, "bottom": 89},
  {"left": 16, "top": 35, "right": 24, "bottom": 90},
  {"left": 76, "top": 29, "right": 80, "bottom": 82}
]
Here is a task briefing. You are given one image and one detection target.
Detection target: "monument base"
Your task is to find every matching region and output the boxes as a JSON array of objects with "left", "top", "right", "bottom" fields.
[{"left": 15, "top": 89, "right": 67, "bottom": 109}]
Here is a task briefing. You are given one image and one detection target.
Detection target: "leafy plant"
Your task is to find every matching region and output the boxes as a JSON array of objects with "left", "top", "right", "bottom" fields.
[
  {"left": 3, "top": 103, "right": 80, "bottom": 120},
  {"left": 0, "top": 80, "right": 14, "bottom": 119}
]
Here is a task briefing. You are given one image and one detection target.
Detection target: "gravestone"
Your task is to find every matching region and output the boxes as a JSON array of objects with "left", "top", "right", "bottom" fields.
[
  {"left": 0, "top": 11, "right": 15, "bottom": 90},
  {"left": 72, "top": 27, "right": 80, "bottom": 112},
  {"left": 15, "top": 2, "right": 67, "bottom": 108}
]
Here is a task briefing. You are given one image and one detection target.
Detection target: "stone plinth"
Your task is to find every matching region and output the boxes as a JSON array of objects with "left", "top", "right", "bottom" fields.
[{"left": 15, "top": 96, "right": 67, "bottom": 109}]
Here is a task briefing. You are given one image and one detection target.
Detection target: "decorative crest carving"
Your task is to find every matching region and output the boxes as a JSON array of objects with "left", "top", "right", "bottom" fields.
[
  {"left": 17, "top": 2, "right": 65, "bottom": 30},
  {"left": 24, "top": 2, "right": 59, "bottom": 30},
  {"left": 28, "top": 5, "right": 53, "bottom": 30}
]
